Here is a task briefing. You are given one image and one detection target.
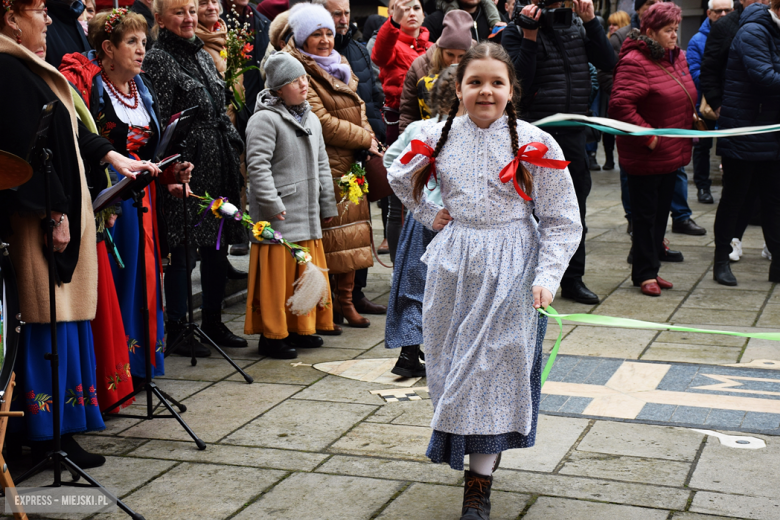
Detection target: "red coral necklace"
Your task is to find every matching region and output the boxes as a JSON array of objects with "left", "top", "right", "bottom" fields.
[{"left": 101, "top": 70, "right": 139, "bottom": 110}]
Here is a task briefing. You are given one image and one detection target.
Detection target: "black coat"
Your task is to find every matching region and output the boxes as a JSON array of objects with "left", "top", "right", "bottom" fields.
[
  {"left": 700, "top": 3, "right": 744, "bottom": 111},
  {"left": 717, "top": 4, "right": 780, "bottom": 161},
  {"left": 130, "top": 0, "right": 156, "bottom": 46},
  {"left": 334, "top": 25, "right": 386, "bottom": 142},
  {"left": 423, "top": 5, "right": 492, "bottom": 43},
  {"left": 502, "top": 17, "right": 615, "bottom": 122},
  {"left": 0, "top": 54, "right": 84, "bottom": 282},
  {"left": 143, "top": 29, "right": 245, "bottom": 249},
  {"left": 45, "top": 0, "right": 90, "bottom": 70}
]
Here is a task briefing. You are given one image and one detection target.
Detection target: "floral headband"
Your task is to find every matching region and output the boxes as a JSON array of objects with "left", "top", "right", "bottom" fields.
[
  {"left": 3, "top": 0, "right": 13, "bottom": 12},
  {"left": 105, "top": 8, "right": 128, "bottom": 34}
]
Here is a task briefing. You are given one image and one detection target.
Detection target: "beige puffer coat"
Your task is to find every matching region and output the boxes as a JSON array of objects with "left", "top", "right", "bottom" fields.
[{"left": 285, "top": 41, "right": 374, "bottom": 274}]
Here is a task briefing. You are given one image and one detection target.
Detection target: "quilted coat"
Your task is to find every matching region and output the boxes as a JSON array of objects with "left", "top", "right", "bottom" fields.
[
  {"left": 371, "top": 18, "right": 432, "bottom": 110},
  {"left": 284, "top": 42, "right": 375, "bottom": 274},
  {"left": 700, "top": 3, "right": 744, "bottom": 112},
  {"left": 716, "top": 3, "right": 780, "bottom": 162},
  {"left": 609, "top": 30, "right": 695, "bottom": 176},
  {"left": 143, "top": 29, "right": 245, "bottom": 249},
  {"left": 399, "top": 44, "right": 435, "bottom": 132}
]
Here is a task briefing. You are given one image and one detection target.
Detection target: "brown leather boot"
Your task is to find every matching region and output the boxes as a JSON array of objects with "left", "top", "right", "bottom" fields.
[{"left": 333, "top": 271, "right": 370, "bottom": 328}]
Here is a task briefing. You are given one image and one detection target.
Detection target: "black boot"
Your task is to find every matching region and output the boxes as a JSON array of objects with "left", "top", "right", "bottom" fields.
[
  {"left": 603, "top": 150, "right": 615, "bottom": 170},
  {"left": 587, "top": 151, "right": 601, "bottom": 171},
  {"left": 167, "top": 319, "right": 211, "bottom": 357},
  {"left": 61, "top": 434, "right": 106, "bottom": 469},
  {"left": 286, "top": 332, "right": 324, "bottom": 349},
  {"left": 714, "top": 261, "right": 738, "bottom": 286},
  {"left": 461, "top": 470, "right": 492, "bottom": 520},
  {"left": 258, "top": 335, "right": 297, "bottom": 359},
  {"left": 391, "top": 345, "right": 426, "bottom": 378},
  {"left": 201, "top": 309, "right": 248, "bottom": 348}
]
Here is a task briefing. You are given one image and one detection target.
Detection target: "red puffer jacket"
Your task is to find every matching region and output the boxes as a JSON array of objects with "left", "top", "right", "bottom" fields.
[
  {"left": 609, "top": 30, "right": 695, "bottom": 176},
  {"left": 371, "top": 19, "right": 432, "bottom": 111}
]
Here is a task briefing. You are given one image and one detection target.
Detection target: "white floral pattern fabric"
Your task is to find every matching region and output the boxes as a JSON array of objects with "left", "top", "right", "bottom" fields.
[{"left": 388, "top": 115, "right": 582, "bottom": 437}]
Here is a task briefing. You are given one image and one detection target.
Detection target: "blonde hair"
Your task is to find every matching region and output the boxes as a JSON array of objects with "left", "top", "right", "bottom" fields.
[
  {"left": 89, "top": 10, "right": 149, "bottom": 59},
  {"left": 151, "top": 0, "right": 196, "bottom": 38},
  {"left": 607, "top": 10, "right": 631, "bottom": 28}
]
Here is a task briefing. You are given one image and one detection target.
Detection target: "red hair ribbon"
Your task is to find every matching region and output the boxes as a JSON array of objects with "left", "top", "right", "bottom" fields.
[
  {"left": 400, "top": 140, "right": 437, "bottom": 184},
  {"left": 499, "top": 142, "right": 571, "bottom": 201}
]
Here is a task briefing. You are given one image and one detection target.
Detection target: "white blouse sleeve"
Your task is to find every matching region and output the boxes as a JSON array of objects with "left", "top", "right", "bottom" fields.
[
  {"left": 387, "top": 124, "right": 444, "bottom": 230},
  {"left": 529, "top": 130, "right": 584, "bottom": 295}
]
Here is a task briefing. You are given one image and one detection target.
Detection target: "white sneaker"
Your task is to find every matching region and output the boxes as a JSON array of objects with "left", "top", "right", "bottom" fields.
[
  {"left": 762, "top": 243, "right": 773, "bottom": 261},
  {"left": 729, "top": 238, "right": 742, "bottom": 262}
]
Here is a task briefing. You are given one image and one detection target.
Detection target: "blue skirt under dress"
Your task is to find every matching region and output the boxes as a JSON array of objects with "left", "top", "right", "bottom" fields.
[
  {"left": 13, "top": 321, "right": 105, "bottom": 440},
  {"left": 426, "top": 315, "right": 547, "bottom": 470},
  {"left": 385, "top": 215, "right": 437, "bottom": 349}
]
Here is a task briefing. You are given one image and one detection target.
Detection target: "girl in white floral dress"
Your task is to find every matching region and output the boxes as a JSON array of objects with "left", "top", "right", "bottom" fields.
[{"left": 388, "top": 42, "right": 582, "bottom": 520}]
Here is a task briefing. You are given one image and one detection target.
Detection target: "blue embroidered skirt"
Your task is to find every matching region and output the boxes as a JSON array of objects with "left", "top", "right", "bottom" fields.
[
  {"left": 12, "top": 321, "right": 105, "bottom": 440},
  {"left": 426, "top": 315, "right": 547, "bottom": 470},
  {"left": 385, "top": 216, "right": 437, "bottom": 349}
]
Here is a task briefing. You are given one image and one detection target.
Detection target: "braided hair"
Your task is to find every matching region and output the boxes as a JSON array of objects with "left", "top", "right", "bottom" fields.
[{"left": 411, "top": 42, "right": 532, "bottom": 203}]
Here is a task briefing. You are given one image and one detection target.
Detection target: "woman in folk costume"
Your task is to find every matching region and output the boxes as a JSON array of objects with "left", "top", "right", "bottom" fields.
[
  {"left": 244, "top": 52, "right": 338, "bottom": 359},
  {"left": 0, "top": 0, "right": 107, "bottom": 467},
  {"left": 388, "top": 43, "right": 581, "bottom": 520},
  {"left": 284, "top": 3, "right": 380, "bottom": 330},
  {"left": 61, "top": 9, "right": 194, "bottom": 384}
]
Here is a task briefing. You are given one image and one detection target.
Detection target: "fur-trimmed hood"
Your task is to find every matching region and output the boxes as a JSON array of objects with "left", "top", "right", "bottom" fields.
[{"left": 620, "top": 28, "right": 681, "bottom": 62}]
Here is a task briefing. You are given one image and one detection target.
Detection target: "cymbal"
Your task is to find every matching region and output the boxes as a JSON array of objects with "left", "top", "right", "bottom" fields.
[{"left": 0, "top": 150, "right": 33, "bottom": 191}]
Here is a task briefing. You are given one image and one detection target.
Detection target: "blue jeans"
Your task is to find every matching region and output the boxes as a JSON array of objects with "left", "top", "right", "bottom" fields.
[
  {"left": 585, "top": 92, "right": 600, "bottom": 154},
  {"left": 621, "top": 165, "right": 692, "bottom": 222}
]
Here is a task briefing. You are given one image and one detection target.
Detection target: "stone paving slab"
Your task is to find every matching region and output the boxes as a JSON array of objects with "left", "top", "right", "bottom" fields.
[
  {"left": 690, "top": 491, "right": 780, "bottom": 520},
  {"left": 523, "top": 496, "right": 669, "bottom": 520},
  {"left": 558, "top": 451, "right": 692, "bottom": 486},
  {"left": 316, "top": 455, "right": 462, "bottom": 485},
  {"left": 376, "top": 483, "right": 530, "bottom": 520},
  {"left": 231, "top": 473, "right": 404, "bottom": 520}
]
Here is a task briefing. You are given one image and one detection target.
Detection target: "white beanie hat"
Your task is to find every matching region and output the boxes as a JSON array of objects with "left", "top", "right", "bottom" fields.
[{"left": 287, "top": 3, "right": 336, "bottom": 48}]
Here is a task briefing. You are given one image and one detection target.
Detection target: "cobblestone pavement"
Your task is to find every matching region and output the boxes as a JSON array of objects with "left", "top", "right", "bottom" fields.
[{"left": 4, "top": 164, "right": 780, "bottom": 520}]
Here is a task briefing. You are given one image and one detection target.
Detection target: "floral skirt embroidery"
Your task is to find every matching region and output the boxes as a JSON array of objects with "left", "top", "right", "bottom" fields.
[
  {"left": 385, "top": 216, "right": 437, "bottom": 350},
  {"left": 12, "top": 321, "right": 105, "bottom": 441},
  {"left": 426, "top": 315, "right": 547, "bottom": 470}
]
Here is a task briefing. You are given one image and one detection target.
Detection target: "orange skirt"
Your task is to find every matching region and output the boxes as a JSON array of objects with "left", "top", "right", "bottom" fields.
[{"left": 244, "top": 239, "right": 334, "bottom": 339}]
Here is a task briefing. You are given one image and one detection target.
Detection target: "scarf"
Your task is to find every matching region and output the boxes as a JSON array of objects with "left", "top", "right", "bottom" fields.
[
  {"left": 299, "top": 48, "right": 351, "bottom": 85},
  {"left": 195, "top": 20, "right": 228, "bottom": 76},
  {"left": 770, "top": 8, "right": 780, "bottom": 31},
  {"left": 267, "top": 91, "right": 309, "bottom": 123}
]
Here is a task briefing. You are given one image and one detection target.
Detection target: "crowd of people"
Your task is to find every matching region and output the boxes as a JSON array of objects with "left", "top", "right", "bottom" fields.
[{"left": 1, "top": 0, "right": 779, "bottom": 517}]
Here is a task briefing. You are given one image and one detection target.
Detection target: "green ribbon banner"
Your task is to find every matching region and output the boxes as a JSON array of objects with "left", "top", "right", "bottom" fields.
[
  {"left": 537, "top": 306, "right": 780, "bottom": 386},
  {"left": 533, "top": 113, "right": 780, "bottom": 138}
]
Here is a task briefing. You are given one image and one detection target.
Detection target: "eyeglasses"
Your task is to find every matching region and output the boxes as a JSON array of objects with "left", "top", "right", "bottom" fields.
[
  {"left": 711, "top": 8, "right": 733, "bottom": 13},
  {"left": 22, "top": 7, "right": 49, "bottom": 19}
]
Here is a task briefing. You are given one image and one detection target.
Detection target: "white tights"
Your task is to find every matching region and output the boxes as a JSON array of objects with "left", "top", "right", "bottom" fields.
[{"left": 468, "top": 453, "right": 499, "bottom": 476}]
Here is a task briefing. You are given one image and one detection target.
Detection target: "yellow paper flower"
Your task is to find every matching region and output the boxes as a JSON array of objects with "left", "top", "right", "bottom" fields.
[
  {"left": 252, "top": 220, "right": 270, "bottom": 239},
  {"left": 211, "top": 198, "right": 224, "bottom": 218},
  {"left": 220, "top": 49, "right": 227, "bottom": 60}
]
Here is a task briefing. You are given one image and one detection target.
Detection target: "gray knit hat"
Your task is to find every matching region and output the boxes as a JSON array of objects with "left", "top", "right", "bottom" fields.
[{"left": 265, "top": 51, "right": 307, "bottom": 91}]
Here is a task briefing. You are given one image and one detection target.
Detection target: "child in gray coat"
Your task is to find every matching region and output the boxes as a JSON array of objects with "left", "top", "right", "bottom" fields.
[{"left": 244, "top": 51, "right": 339, "bottom": 360}]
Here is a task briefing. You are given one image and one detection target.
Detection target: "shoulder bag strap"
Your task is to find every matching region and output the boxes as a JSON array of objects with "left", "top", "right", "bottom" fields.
[{"left": 653, "top": 61, "right": 697, "bottom": 115}]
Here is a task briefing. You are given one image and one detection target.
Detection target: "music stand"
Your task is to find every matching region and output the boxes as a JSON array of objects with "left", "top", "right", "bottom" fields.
[{"left": 13, "top": 103, "right": 145, "bottom": 519}]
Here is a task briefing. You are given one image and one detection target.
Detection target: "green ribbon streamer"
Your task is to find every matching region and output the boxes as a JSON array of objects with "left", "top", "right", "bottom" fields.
[
  {"left": 533, "top": 113, "right": 780, "bottom": 138},
  {"left": 537, "top": 306, "right": 780, "bottom": 386}
]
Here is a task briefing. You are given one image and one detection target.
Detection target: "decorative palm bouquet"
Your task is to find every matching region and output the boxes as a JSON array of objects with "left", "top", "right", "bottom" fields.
[
  {"left": 337, "top": 163, "right": 369, "bottom": 207},
  {"left": 194, "top": 193, "right": 329, "bottom": 315},
  {"left": 222, "top": 7, "right": 259, "bottom": 112}
]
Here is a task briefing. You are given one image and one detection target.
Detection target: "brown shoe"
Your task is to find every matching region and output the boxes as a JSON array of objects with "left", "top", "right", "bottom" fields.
[
  {"left": 332, "top": 271, "right": 370, "bottom": 328},
  {"left": 377, "top": 238, "right": 390, "bottom": 255},
  {"left": 354, "top": 297, "right": 387, "bottom": 315}
]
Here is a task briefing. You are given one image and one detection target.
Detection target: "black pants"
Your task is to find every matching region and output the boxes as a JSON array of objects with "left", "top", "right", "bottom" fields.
[
  {"left": 714, "top": 157, "right": 780, "bottom": 264},
  {"left": 165, "top": 244, "right": 228, "bottom": 321},
  {"left": 547, "top": 129, "right": 590, "bottom": 286},
  {"left": 628, "top": 171, "right": 676, "bottom": 285},
  {"left": 692, "top": 118, "right": 716, "bottom": 190}
]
